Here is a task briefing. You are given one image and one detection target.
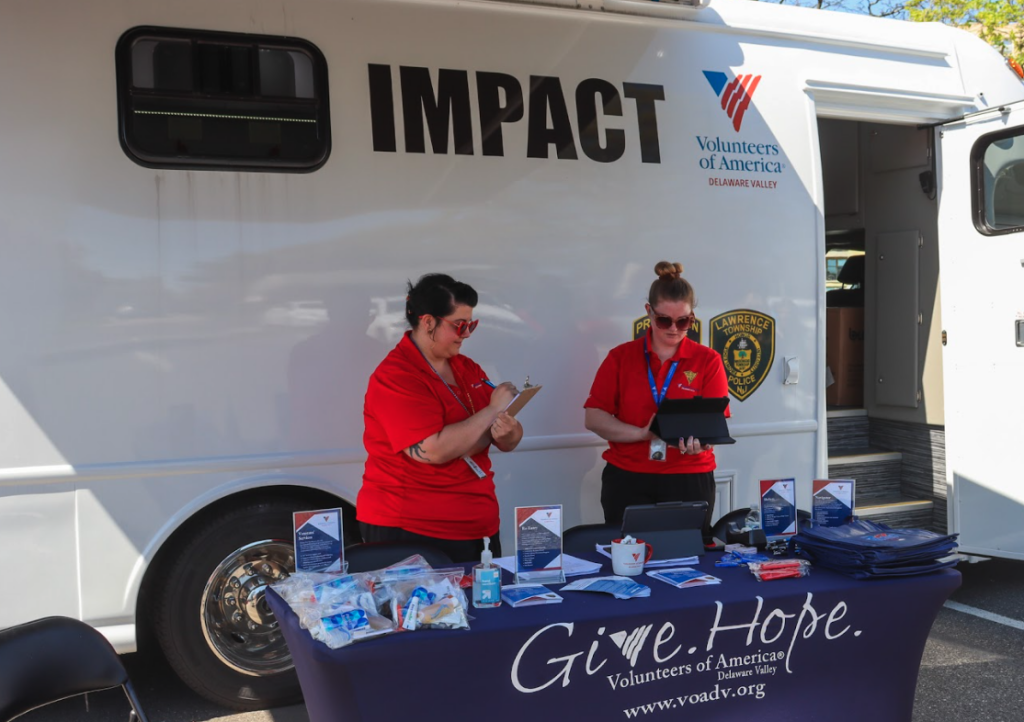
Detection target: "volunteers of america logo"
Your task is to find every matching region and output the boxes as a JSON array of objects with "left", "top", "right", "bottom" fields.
[
  {"left": 610, "top": 624, "right": 654, "bottom": 667},
  {"left": 709, "top": 310, "right": 776, "bottom": 402},
  {"left": 703, "top": 71, "right": 761, "bottom": 132},
  {"left": 695, "top": 69, "right": 784, "bottom": 186}
]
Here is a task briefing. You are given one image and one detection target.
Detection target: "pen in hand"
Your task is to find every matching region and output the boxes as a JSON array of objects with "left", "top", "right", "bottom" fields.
[{"left": 483, "top": 379, "right": 496, "bottom": 389}]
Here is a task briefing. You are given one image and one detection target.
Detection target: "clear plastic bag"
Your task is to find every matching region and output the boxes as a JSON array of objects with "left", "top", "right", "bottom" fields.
[
  {"left": 272, "top": 571, "right": 346, "bottom": 605},
  {"left": 271, "top": 571, "right": 397, "bottom": 649},
  {"left": 361, "top": 555, "right": 468, "bottom": 613},
  {"left": 373, "top": 555, "right": 467, "bottom": 586},
  {"left": 389, "top": 571, "right": 470, "bottom": 631},
  {"left": 715, "top": 548, "right": 772, "bottom": 568},
  {"left": 747, "top": 558, "right": 811, "bottom": 581},
  {"left": 271, "top": 556, "right": 471, "bottom": 647},
  {"left": 311, "top": 599, "right": 396, "bottom": 649}
]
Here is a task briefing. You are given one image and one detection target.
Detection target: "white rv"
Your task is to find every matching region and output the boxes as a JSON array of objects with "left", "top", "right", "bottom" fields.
[{"left": 1, "top": 0, "right": 1022, "bottom": 709}]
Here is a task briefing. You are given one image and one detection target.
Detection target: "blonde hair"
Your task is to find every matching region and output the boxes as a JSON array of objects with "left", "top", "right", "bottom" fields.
[{"left": 648, "top": 261, "right": 696, "bottom": 308}]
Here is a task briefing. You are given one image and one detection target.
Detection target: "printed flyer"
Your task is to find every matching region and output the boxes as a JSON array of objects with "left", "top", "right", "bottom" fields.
[
  {"left": 514, "top": 504, "right": 564, "bottom": 584},
  {"left": 812, "top": 479, "right": 855, "bottom": 527},
  {"left": 759, "top": 479, "right": 797, "bottom": 538},
  {"left": 293, "top": 508, "right": 344, "bottom": 573}
]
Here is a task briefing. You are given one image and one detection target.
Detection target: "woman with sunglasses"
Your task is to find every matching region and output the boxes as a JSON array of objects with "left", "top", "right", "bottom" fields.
[
  {"left": 584, "top": 261, "right": 729, "bottom": 542},
  {"left": 357, "top": 273, "right": 523, "bottom": 562}
]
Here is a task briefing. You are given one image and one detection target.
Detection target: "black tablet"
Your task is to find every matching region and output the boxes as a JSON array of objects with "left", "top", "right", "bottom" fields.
[
  {"left": 650, "top": 396, "right": 735, "bottom": 446},
  {"left": 621, "top": 501, "right": 708, "bottom": 558}
]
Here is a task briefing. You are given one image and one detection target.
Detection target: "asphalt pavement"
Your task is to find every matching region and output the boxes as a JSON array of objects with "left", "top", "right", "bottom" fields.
[
  {"left": 17, "top": 556, "right": 1024, "bottom": 722},
  {"left": 914, "top": 557, "right": 1024, "bottom": 722}
]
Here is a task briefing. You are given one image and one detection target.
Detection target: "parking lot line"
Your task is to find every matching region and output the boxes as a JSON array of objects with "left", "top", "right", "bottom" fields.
[{"left": 944, "top": 601, "right": 1024, "bottom": 631}]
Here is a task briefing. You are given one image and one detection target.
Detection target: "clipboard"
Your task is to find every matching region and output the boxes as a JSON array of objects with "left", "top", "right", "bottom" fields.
[{"left": 504, "top": 385, "right": 542, "bottom": 417}]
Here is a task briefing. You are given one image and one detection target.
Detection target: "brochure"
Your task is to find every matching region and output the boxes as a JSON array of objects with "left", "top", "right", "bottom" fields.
[
  {"left": 759, "top": 478, "right": 798, "bottom": 538},
  {"left": 501, "top": 584, "right": 563, "bottom": 607},
  {"left": 495, "top": 553, "right": 601, "bottom": 577},
  {"left": 595, "top": 544, "right": 699, "bottom": 569},
  {"left": 561, "top": 576, "right": 651, "bottom": 600},
  {"left": 514, "top": 505, "right": 565, "bottom": 585},
  {"left": 293, "top": 508, "right": 344, "bottom": 573},
  {"left": 812, "top": 479, "right": 856, "bottom": 527},
  {"left": 646, "top": 567, "right": 722, "bottom": 589}
]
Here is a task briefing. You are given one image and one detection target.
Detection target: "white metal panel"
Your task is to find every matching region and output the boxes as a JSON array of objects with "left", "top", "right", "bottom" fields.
[
  {"left": 1, "top": 0, "right": 1022, "bottom": 640},
  {"left": 875, "top": 230, "right": 920, "bottom": 408},
  {"left": 0, "top": 487, "right": 78, "bottom": 626},
  {"left": 937, "top": 102, "right": 1024, "bottom": 558}
]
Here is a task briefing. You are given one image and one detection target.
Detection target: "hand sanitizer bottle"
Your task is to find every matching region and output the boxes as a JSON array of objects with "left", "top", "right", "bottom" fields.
[{"left": 472, "top": 536, "right": 501, "bottom": 608}]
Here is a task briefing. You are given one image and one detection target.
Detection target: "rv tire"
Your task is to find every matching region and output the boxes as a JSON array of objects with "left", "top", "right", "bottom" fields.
[{"left": 153, "top": 498, "right": 304, "bottom": 711}]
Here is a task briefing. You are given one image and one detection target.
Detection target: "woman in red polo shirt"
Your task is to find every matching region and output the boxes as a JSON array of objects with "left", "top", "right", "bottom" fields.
[
  {"left": 357, "top": 273, "right": 523, "bottom": 562},
  {"left": 584, "top": 261, "right": 729, "bottom": 541}
]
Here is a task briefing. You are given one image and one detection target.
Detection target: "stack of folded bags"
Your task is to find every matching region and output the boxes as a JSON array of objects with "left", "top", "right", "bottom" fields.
[{"left": 790, "top": 518, "right": 958, "bottom": 579}]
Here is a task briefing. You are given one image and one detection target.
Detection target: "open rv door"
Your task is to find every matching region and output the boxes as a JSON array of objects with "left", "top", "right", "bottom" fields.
[{"left": 937, "top": 101, "right": 1024, "bottom": 558}]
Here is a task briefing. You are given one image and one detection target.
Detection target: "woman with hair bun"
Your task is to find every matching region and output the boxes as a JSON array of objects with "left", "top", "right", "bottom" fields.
[
  {"left": 357, "top": 273, "right": 523, "bottom": 562},
  {"left": 584, "top": 261, "right": 729, "bottom": 542}
]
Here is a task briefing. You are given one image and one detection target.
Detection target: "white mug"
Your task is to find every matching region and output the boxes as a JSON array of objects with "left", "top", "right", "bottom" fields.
[{"left": 610, "top": 535, "right": 654, "bottom": 576}]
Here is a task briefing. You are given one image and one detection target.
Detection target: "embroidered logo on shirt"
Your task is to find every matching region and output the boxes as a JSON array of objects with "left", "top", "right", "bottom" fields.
[{"left": 684, "top": 370, "right": 698, "bottom": 384}]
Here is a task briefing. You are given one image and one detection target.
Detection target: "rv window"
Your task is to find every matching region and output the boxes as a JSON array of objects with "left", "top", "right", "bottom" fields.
[
  {"left": 974, "top": 130, "right": 1024, "bottom": 235},
  {"left": 116, "top": 27, "right": 330, "bottom": 172}
]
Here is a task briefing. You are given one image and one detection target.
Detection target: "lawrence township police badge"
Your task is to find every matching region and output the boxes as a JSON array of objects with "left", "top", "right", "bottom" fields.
[{"left": 709, "top": 309, "right": 775, "bottom": 401}]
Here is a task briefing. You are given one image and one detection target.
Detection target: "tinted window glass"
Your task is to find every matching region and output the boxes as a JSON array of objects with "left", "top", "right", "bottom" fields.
[
  {"left": 117, "top": 27, "right": 330, "bottom": 172},
  {"left": 974, "top": 129, "right": 1024, "bottom": 235}
]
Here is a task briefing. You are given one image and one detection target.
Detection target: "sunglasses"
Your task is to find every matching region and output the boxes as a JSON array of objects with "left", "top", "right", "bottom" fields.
[
  {"left": 650, "top": 310, "right": 695, "bottom": 332},
  {"left": 435, "top": 316, "right": 479, "bottom": 336}
]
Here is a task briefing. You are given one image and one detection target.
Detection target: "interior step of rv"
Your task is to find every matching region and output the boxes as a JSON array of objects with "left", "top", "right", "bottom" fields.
[
  {"left": 854, "top": 495, "right": 934, "bottom": 529},
  {"left": 828, "top": 447, "right": 902, "bottom": 499},
  {"left": 826, "top": 408, "right": 940, "bottom": 531},
  {"left": 825, "top": 407, "right": 869, "bottom": 452}
]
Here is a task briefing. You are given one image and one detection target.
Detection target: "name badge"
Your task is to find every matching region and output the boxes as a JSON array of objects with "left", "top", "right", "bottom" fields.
[
  {"left": 649, "top": 438, "right": 667, "bottom": 462},
  {"left": 463, "top": 455, "right": 486, "bottom": 478}
]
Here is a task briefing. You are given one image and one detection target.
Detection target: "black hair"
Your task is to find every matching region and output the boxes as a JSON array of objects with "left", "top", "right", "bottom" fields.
[{"left": 405, "top": 273, "right": 479, "bottom": 328}]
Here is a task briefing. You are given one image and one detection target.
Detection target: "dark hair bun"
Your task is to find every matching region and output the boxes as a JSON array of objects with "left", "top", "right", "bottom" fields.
[
  {"left": 405, "top": 273, "right": 478, "bottom": 329},
  {"left": 654, "top": 261, "right": 684, "bottom": 279}
]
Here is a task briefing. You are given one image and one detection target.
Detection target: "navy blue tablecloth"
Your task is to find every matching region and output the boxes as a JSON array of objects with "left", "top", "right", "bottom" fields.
[{"left": 267, "top": 554, "right": 959, "bottom": 722}]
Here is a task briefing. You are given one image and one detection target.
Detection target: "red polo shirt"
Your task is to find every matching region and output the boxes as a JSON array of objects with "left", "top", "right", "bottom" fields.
[
  {"left": 585, "top": 332, "right": 730, "bottom": 474},
  {"left": 358, "top": 333, "right": 498, "bottom": 540}
]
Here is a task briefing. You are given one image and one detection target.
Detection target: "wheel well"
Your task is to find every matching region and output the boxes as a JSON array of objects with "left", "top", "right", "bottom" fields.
[{"left": 135, "top": 484, "right": 356, "bottom": 655}]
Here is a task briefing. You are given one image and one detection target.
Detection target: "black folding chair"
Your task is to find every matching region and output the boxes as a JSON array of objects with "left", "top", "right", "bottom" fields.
[
  {"left": 562, "top": 522, "right": 621, "bottom": 556},
  {"left": 0, "top": 616, "right": 149, "bottom": 722},
  {"left": 344, "top": 541, "right": 454, "bottom": 573}
]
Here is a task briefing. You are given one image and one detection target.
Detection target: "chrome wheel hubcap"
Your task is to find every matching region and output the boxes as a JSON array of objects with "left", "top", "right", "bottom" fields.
[{"left": 200, "top": 540, "right": 294, "bottom": 676}]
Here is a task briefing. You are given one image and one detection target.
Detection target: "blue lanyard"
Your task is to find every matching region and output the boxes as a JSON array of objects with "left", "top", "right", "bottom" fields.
[
  {"left": 644, "top": 338, "right": 680, "bottom": 406},
  {"left": 411, "top": 339, "right": 472, "bottom": 415}
]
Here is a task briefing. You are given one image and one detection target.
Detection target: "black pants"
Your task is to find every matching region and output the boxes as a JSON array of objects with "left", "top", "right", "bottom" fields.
[
  {"left": 600, "top": 463, "right": 716, "bottom": 541},
  {"left": 358, "top": 522, "right": 501, "bottom": 564}
]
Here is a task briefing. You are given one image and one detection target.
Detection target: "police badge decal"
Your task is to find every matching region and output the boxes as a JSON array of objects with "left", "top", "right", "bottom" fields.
[{"left": 709, "top": 309, "right": 776, "bottom": 401}]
